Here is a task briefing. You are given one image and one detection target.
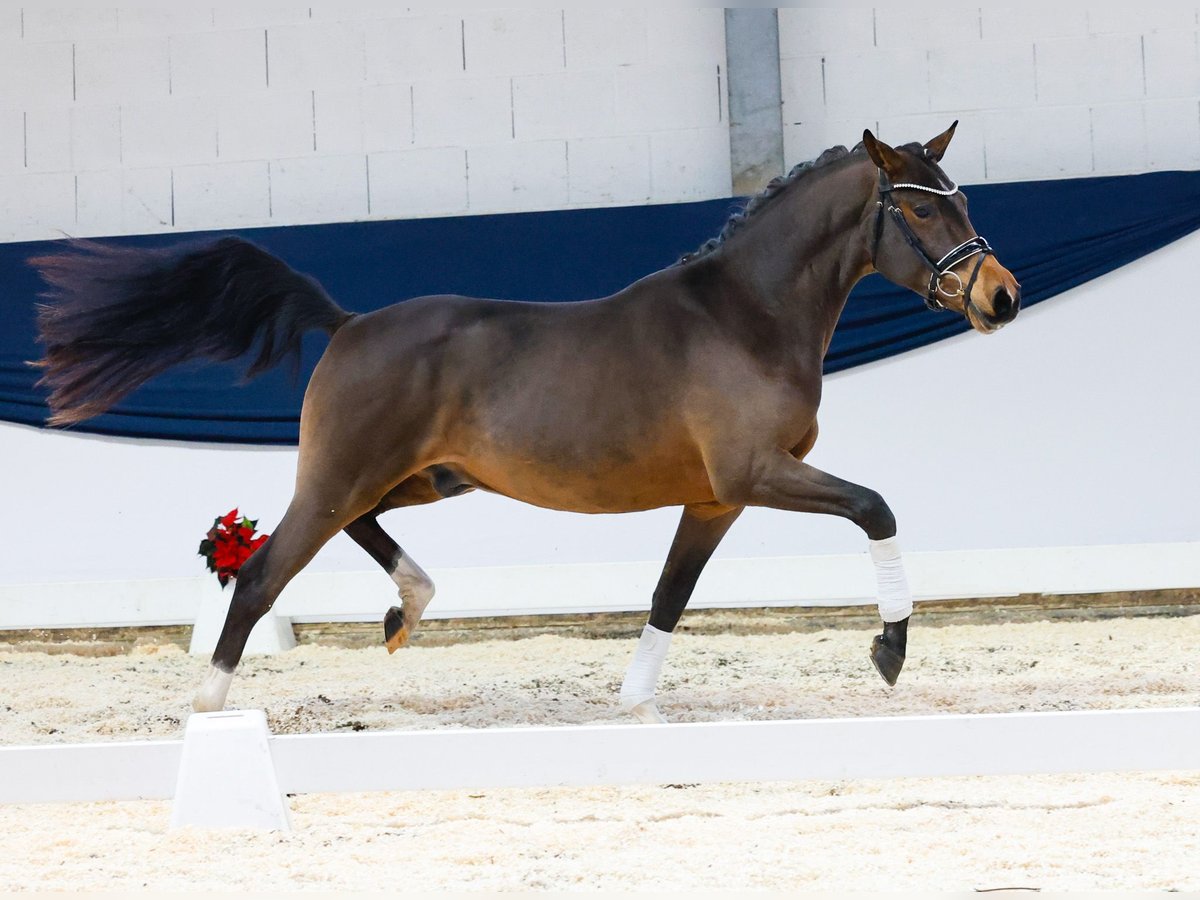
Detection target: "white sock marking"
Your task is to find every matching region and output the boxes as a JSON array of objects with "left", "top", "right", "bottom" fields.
[
  {"left": 391, "top": 550, "right": 436, "bottom": 624},
  {"left": 193, "top": 665, "right": 234, "bottom": 713}
]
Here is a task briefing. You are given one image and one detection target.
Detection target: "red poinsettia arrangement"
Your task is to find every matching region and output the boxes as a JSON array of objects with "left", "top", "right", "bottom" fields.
[{"left": 198, "top": 509, "right": 269, "bottom": 588}]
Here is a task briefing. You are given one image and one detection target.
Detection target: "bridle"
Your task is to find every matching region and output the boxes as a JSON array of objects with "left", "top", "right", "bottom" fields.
[{"left": 870, "top": 168, "right": 993, "bottom": 312}]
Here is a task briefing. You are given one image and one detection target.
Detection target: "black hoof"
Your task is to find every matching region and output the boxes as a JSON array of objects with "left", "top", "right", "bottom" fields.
[
  {"left": 870, "top": 617, "right": 909, "bottom": 687},
  {"left": 870, "top": 636, "right": 904, "bottom": 686},
  {"left": 383, "top": 605, "right": 406, "bottom": 654}
]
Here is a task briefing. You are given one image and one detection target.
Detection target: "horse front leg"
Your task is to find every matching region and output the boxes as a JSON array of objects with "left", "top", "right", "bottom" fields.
[
  {"left": 620, "top": 503, "right": 743, "bottom": 723},
  {"left": 711, "top": 448, "right": 912, "bottom": 686}
]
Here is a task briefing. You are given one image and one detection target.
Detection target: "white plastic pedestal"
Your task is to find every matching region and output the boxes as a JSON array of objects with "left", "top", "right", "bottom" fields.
[
  {"left": 188, "top": 580, "right": 295, "bottom": 656},
  {"left": 170, "top": 710, "right": 292, "bottom": 830}
]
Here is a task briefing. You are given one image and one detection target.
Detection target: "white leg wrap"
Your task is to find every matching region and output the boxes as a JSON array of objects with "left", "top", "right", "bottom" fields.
[
  {"left": 193, "top": 665, "right": 234, "bottom": 713},
  {"left": 391, "top": 551, "right": 436, "bottom": 621},
  {"left": 869, "top": 536, "right": 914, "bottom": 623},
  {"left": 619, "top": 624, "right": 673, "bottom": 723}
]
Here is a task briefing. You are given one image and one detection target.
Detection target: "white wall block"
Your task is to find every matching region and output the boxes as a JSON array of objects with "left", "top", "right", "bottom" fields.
[
  {"left": 1034, "top": 35, "right": 1145, "bottom": 107},
  {"left": 69, "top": 105, "right": 123, "bottom": 171},
  {"left": 567, "top": 135, "right": 650, "bottom": 206},
  {"left": 645, "top": 9, "right": 726, "bottom": 68},
  {"left": 1144, "top": 98, "right": 1200, "bottom": 171},
  {"left": 783, "top": 119, "right": 869, "bottom": 173},
  {"left": 270, "top": 154, "right": 369, "bottom": 224},
  {"left": 368, "top": 147, "right": 467, "bottom": 219},
  {"left": 364, "top": 15, "right": 464, "bottom": 83},
  {"left": 0, "top": 41, "right": 74, "bottom": 106},
  {"left": 1143, "top": 31, "right": 1200, "bottom": 100},
  {"left": 981, "top": 7, "right": 1089, "bottom": 42},
  {"left": 1086, "top": 6, "right": 1199, "bottom": 34},
  {"left": 1091, "top": 103, "right": 1148, "bottom": 174},
  {"left": 876, "top": 112, "right": 987, "bottom": 186},
  {"left": 309, "top": 3, "right": 409, "bottom": 22},
  {"left": 929, "top": 42, "right": 1036, "bottom": 112},
  {"left": 412, "top": 76, "right": 511, "bottom": 147},
  {"left": 73, "top": 169, "right": 123, "bottom": 235},
  {"left": 170, "top": 29, "right": 267, "bottom": 97},
  {"left": 512, "top": 71, "right": 616, "bottom": 141},
  {"left": 23, "top": 107, "right": 72, "bottom": 172},
  {"left": 268, "top": 22, "right": 366, "bottom": 90},
  {"left": 616, "top": 64, "right": 722, "bottom": 134},
  {"left": 0, "top": 109, "right": 22, "bottom": 174},
  {"left": 778, "top": 8, "right": 875, "bottom": 59},
  {"left": 75, "top": 37, "right": 172, "bottom": 103},
  {"left": 172, "top": 161, "right": 271, "bottom": 230},
  {"left": 76, "top": 167, "right": 174, "bottom": 236},
  {"left": 780, "top": 55, "right": 827, "bottom": 124},
  {"left": 0, "top": 172, "right": 75, "bottom": 241},
  {"left": 649, "top": 126, "right": 732, "bottom": 203},
  {"left": 218, "top": 90, "right": 313, "bottom": 162},
  {"left": 983, "top": 105, "right": 1093, "bottom": 181},
  {"left": 874, "top": 6, "right": 984, "bottom": 48},
  {"left": 463, "top": 10, "right": 563, "bottom": 76},
  {"left": 563, "top": 9, "right": 646, "bottom": 70},
  {"left": 0, "top": 9, "right": 20, "bottom": 41},
  {"left": 121, "top": 98, "right": 219, "bottom": 168},
  {"left": 213, "top": 5, "right": 309, "bottom": 30},
  {"left": 22, "top": 8, "right": 118, "bottom": 42},
  {"left": 822, "top": 48, "right": 931, "bottom": 121},
  {"left": 115, "top": 8, "right": 216, "bottom": 38},
  {"left": 313, "top": 89, "right": 363, "bottom": 155},
  {"left": 467, "top": 141, "right": 567, "bottom": 213},
  {"left": 360, "top": 83, "right": 413, "bottom": 152}
]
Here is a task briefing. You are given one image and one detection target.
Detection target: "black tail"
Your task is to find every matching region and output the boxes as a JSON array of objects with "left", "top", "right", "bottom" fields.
[{"left": 30, "top": 237, "right": 353, "bottom": 426}]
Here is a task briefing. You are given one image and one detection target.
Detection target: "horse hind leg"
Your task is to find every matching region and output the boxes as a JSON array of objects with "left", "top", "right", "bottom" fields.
[
  {"left": 343, "top": 467, "right": 468, "bottom": 653},
  {"left": 194, "top": 491, "right": 379, "bottom": 712}
]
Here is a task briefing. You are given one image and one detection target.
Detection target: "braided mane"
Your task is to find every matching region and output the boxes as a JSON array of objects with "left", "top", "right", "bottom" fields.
[{"left": 672, "top": 139, "right": 951, "bottom": 266}]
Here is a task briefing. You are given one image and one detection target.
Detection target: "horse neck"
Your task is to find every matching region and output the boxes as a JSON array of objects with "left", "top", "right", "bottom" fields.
[{"left": 714, "top": 160, "right": 876, "bottom": 352}]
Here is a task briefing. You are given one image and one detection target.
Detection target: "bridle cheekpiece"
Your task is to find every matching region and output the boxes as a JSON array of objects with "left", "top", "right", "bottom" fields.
[{"left": 870, "top": 168, "right": 993, "bottom": 312}]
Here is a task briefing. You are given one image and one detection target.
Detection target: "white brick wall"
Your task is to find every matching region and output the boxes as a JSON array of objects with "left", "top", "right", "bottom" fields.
[
  {"left": 14, "top": 5, "right": 1194, "bottom": 242},
  {"left": 780, "top": 4, "right": 1200, "bottom": 185},
  {"left": 0, "top": 6, "right": 728, "bottom": 241}
]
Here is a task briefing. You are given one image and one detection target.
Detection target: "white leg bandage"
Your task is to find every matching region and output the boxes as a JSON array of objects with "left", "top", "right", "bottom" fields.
[
  {"left": 869, "top": 536, "right": 913, "bottom": 623},
  {"left": 619, "top": 624, "right": 673, "bottom": 724}
]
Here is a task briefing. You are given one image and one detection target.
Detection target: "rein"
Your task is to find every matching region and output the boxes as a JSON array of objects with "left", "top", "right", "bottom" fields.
[{"left": 870, "top": 168, "right": 993, "bottom": 312}]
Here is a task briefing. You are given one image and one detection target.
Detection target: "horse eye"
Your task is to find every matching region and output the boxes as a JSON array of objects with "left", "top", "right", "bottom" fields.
[{"left": 913, "top": 205, "right": 932, "bottom": 219}]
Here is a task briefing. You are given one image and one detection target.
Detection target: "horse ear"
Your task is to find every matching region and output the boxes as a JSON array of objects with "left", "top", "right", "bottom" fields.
[
  {"left": 923, "top": 120, "right": 958, "bottom": 163},
  {"left": 863, "top": 129, "right": 904, "bottom": 176}
]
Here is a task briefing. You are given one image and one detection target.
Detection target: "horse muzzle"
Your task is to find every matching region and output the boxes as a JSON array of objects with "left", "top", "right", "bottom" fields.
[{"left": 966, "top": 283, "right": 1021, "bottom": 333}]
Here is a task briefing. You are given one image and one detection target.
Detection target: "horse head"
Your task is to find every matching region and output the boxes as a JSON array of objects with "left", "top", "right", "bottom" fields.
[{"left": 863, "top": 122, "right": 1021, "bottom": 334}]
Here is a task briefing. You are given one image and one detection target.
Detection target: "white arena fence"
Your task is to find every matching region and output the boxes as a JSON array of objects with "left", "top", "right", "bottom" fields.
[
  {"left": 1, "top": 707, "right": 1197, "bottom": 830},
  {"left": 2, "top": 542, "right": 1198, "bottom": 657}
]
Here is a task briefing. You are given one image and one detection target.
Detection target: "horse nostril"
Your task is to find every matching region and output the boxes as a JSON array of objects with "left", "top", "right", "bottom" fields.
[{"left": 992, "top": 286, "right": 1014, "bottom": 319}]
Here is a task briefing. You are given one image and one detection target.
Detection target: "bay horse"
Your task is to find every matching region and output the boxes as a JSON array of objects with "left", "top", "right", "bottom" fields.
[{"left": 32, "top": 123, "right": 1020, "bottom": 723}]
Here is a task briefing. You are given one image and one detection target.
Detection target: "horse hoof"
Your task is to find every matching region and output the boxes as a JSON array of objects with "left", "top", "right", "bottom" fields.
[
  {"left": 383, "top": 606, "right": 408, "bottom": 654},
  {"left": 870, "top": 634, "right": 905, "bottom": 687},
  {"left": 626, "top": 699, "right": 667, "bottom": 725}
]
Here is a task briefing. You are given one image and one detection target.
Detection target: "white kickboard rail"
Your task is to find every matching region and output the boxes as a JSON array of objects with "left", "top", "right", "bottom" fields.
[{"left": 1, "top": 707, "right": 1197, "bottom": 826}]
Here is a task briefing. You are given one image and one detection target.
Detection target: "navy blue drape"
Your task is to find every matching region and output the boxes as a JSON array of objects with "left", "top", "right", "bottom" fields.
[{"left": 2, "top": 170, "right": 1199, "bottom": 444}]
